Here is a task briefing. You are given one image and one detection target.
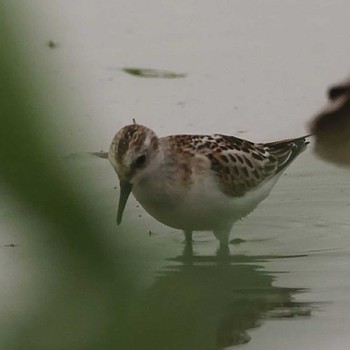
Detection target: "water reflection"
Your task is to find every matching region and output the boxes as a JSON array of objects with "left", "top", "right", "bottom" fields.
[{"left": 125, "top": 246, "right": 312, "bottom": 350}]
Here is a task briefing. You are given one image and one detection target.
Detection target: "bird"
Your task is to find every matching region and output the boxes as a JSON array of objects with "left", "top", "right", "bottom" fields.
[
  {"left": 108, "top": 123, "right": 309, "bottom": 247},
  {"left": 310, "top": 77, "right": 350, "bottom": 167}
]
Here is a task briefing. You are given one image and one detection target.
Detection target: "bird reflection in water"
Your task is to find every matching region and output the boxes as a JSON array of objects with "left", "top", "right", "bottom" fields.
[{"left": 124, "top": 245, "right": 313, "bottom": 350}]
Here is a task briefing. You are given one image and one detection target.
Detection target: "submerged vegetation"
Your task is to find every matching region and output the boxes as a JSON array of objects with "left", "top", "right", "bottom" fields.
[{"left": 122, "top": 67, "right": 186, "bottom": 78}]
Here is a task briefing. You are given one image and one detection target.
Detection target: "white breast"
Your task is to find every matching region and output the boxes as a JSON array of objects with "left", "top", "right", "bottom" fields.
[{"left": 132, "top": 165, "right": 281, "bottom": 232}]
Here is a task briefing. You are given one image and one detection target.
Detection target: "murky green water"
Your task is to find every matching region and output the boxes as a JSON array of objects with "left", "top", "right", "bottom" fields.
[
  {"left": 75, "top": 151, "right": 350, "bottom": 349},
  {"left": 1, "top": 134, "right": 350, "bottom": 349}
]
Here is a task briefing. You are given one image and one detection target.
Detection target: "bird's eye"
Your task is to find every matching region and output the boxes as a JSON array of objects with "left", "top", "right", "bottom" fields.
[{"left": 135, "top": 154, "right": 146, "bottom": 167}]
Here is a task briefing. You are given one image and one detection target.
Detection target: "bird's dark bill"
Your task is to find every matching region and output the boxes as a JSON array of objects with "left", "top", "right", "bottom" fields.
[{"left": 117, "top": 180, "right": 133, "bottom": 225}]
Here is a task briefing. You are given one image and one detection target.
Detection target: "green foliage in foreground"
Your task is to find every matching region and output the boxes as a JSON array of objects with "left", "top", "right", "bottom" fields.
[
  {"left": 0, "top": 9, "right": 131, "bottom": 350},
  {"left": 122, "top": 66, "right": 186, "bottom": 78}
]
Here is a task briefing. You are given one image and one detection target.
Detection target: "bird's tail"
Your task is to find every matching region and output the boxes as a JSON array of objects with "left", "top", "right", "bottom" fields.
[{"left": 263, "top": 135, "right": 310, "bottom": 174}]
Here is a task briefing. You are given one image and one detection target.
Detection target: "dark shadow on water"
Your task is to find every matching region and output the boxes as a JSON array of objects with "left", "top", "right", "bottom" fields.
[{"left": 124, "top": 246, "right": 313, "bottom": 350}]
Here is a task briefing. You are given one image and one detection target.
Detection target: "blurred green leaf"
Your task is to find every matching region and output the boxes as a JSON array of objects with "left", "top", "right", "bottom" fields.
[{"left": 0, "top": 6, "right": 132, "bottom": 350}]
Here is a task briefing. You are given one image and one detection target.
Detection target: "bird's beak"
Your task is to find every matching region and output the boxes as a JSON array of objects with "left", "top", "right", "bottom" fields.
[{"left": 117, "top": 180, "right": 133, "bottom": 225}]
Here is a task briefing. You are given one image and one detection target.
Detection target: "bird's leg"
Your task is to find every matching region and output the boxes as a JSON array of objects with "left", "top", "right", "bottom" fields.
[
  {"left": 183, "top": 230, "right": 193, "bottom": 244},
  {"left": 213, "top": 229, "right": 231, "bottom": 258},
  {"left": 217, "top": 243, "right": 230, "bottom": 258},
  {"left": 213, "top": 227, "right": 231, "bottom": 247},
  {"left": 182, "top": 242, "right": 194, "bottom": 261}
]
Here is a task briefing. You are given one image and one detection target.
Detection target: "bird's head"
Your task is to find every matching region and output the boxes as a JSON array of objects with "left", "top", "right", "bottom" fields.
[{"left": 108, "top": 123, "right": 159, "bottom": 224}]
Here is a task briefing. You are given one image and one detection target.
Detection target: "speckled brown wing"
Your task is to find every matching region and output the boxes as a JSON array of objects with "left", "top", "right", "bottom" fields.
[
  {"left": 212, "top": 135, "right": 308, "bottom": 197},
  {"left": 167, "top": 134, "right": 308, "bottom": 197}
]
